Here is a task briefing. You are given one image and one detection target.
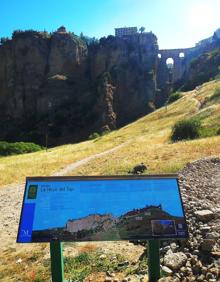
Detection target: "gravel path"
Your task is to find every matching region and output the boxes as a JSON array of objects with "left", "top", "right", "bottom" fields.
[{"left": 0, "top": 183, "right": 25, "bottom": 251}]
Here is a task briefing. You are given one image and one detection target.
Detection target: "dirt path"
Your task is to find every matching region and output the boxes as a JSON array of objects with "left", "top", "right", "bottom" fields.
[
  {"left": 0, "top": 141, "right": 138, "bottom": 255},
  {"left": 53, "top": 141, "right": 129, "bottom": 176}
]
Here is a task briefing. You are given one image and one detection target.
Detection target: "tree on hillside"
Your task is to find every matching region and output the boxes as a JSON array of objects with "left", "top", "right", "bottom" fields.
[
  {"left": 0, "top": 37, "right": 9, "bottom": 44},
  {"left": 139, "top": 27, "right": 145, "bottom": 33}
]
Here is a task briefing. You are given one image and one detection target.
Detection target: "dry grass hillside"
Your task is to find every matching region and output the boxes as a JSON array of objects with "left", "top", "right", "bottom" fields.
[
  {"left": 0, "top": 79, "right": 220, "bottom": 281},
  {"left": 1, "top": 79, "right": 220, "bottom": 188}
]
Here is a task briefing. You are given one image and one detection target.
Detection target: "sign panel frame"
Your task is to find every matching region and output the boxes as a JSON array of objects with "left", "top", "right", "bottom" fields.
[{"left": 17, "top": 175, "right": 189, "bottom": 243}]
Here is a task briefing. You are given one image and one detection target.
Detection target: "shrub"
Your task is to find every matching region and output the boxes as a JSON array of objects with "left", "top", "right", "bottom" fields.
[
  {"left": 101, "top": 129, "right": 111, "bottom": 136},
  {"left": 0, "top": 141, "right": 43, "bottom": 156},
  {"left": 209, "top": 88, "right": 220, "bottom": 101},
  {"left": 88, "top": 132, "right": 100, "bottom": 140},
  {"left": 167, "top": 92, "right": 182, "bottom": 104},
  {"left": 171, "top": 118, "right": 201, "bottom": 142},
  {"left": 0, "top": 37, "right": 9, "bottom": 44}
]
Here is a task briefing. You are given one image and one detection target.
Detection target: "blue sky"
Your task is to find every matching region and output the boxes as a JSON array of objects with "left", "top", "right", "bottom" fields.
[
  {"left": 24, "top": 179, "right": 184, "bottom": 230},
  {"left": 1, "top": 0, "right": 220, "bottom": 49}
]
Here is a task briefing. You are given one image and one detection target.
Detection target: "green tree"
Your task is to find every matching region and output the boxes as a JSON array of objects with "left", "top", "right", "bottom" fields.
[{"left": 139, "top": 27, "right": 145, "bottom": 33}]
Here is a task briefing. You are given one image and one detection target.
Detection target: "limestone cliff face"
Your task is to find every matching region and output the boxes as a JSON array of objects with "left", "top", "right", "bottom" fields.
[
  {"left": 90, "top": 34, "right": 158, "bottom": 128},
  {"left": 0, "top": 30, "right": 158, "bottom": 145}
]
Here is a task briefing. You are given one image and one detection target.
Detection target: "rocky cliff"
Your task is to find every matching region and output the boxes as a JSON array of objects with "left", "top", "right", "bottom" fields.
[
  {"left": 0, "top": 29, "right": 158, "bottom": 145},
  {"left": 66, "top": 213, "right": 118, "bottom": 233},
  {"left": 182, "top": 46, "right": 220, "bottom": 91}
]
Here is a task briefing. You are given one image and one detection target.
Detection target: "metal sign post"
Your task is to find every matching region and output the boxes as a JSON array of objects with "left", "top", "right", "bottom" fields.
[
  {"left": 148, "top": 240, "right": 160, "bottom": 282},
  {"left": 50, "top": 241, "right": 64, "bottom": 282}
]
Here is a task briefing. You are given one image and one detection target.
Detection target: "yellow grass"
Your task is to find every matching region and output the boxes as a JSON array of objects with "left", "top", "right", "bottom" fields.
[
  {"left": 0, "top": 139, "right": 122, "bottom": 187},
  {"left": 0, "top": 79, "right": 220, "bottom": 187},
  {"left": 70, "top": 136, "right": 220, "bottom": 176}
]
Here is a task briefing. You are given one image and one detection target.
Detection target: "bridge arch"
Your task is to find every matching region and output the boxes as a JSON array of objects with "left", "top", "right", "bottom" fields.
[
  {"left": 158, "top": 48, "right": 192, "bottom": 83},
  {"left": 166, "top": 57, "right": 174, "bottom": 69},
  {"left": 179, "top": 52, "right": 185, "bottom": 58}
]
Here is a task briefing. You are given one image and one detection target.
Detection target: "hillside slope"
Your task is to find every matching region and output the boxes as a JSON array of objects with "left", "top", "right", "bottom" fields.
[
  {"left": 0, "top": 79, "right": 220, "bottom": 187},
  {"left": 0, "top": 80, "right": 220, "bottom": 282}
]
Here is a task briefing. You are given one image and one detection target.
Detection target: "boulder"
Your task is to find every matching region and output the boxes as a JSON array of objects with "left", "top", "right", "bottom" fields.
[
  {"left": 164, "top": 252, "right": 187, "bottom": 270},
  {"left": 194, "top": 210, "right": 214, "bottom": 221}
]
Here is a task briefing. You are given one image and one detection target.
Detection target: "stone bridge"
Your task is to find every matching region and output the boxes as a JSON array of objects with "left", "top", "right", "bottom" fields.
[
  {"left": 158, "top": 47, "right": 195, "bottom": 82},
  {"left": 156, "top": 47, "right": 197, "bottom": 106}
]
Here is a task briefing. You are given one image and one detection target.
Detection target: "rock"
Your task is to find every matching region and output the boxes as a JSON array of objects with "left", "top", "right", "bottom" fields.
[
  {"left": 16, "top": 258, "right": 22, "bottom": 264},
  {"left": 209, "top": 267, "right": 219, "bottom": 276},
  {"left": 106, "top": 271, "right": 115, "bottom": 277},
  {"left": 164, "top": 252, "right": 187, "bottom": 270},
  {"left": 206, "top": 272, "right": 214, "bottom": 279},
  {"left": 192, "top": 249, "right": 199, "bottom": 255},
  {"left": 197, "top": 274, "right": 205, "bottom": 281},
  {"left": 200, "top": 239, "right": 216, "bottom": 252},
  {"left": 206, "top": 232, "right": 220, "bottom": 239},
  {"left": 99, "top": 254, "right": 107, "bottom": 259},
  {"left": 163, "top": 246, "right": 170, "bottom": 252},
  {"left": 192, "top": 260, "right": 202, "bottom": 274},
  {"left": 211, "top": 251, "right": 220, "bottom": 258},
  {"left": 200, "top": 226, "right": 211, "bottom": 233},
  {"left": 170, "top": 242, "right": 178, "bottom": 252},
  {"left": 158, "top": 277, "right": 174, "bottom": 282},
  {"left": 194, "top": 210, "right": 214, "bottom": 221},
  {"left": 161, "top": 265, "right": 173, "bottom": 275}
]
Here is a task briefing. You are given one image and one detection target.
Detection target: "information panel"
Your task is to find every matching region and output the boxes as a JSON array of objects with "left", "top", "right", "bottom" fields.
[{"left": 17, "top": 176, "right": 188, "bottom": 243}]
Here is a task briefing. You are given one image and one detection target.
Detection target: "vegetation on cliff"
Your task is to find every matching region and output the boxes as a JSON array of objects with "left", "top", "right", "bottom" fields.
[
  {"left": 167, "top": 92, "right": 183, "bottom": 104},
  {"left": 0, "top": 141, "right": 43, "bottom": 156},
  {"left": 182, "top": 48, "right": 220, "bottom": 91}
]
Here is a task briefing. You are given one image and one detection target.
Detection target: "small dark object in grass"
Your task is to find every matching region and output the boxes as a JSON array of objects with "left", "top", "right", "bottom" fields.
[{"left": 129, "top": 163, "right": 147, "bottom": 174}]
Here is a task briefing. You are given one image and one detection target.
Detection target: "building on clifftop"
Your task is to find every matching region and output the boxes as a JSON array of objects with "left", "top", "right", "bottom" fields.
[{"left": 115, "top": 27, "right": 138, "bottom": 37}]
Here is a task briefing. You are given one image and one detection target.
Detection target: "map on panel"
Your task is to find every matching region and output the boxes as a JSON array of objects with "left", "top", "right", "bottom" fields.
[{"left": 17, "top": 176, "right": 188, "bottom": 243}]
